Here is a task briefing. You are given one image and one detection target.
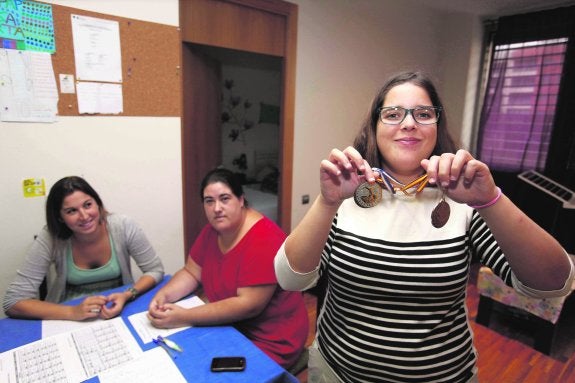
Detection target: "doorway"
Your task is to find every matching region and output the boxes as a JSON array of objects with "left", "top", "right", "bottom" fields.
[
  {"left": 195, "top": 44, "right": 282, "bottom": 221},
  {"left": 179, "top": 0, "right": 297, "bottom": 254}
]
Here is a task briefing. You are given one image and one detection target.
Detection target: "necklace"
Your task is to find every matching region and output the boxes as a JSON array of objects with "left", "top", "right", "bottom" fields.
[{"left": 353, "top": 167, "right": 450, "bottom": 228}]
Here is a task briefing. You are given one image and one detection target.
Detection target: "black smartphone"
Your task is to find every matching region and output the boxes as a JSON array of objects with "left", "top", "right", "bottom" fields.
[{"left": 210, "top": 356, "right": 246, "bottom": 372}]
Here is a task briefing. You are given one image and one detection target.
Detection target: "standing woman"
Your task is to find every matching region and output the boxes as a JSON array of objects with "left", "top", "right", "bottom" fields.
[
  {"left": 3, "top": 176, "right": 164, "bottom": 320},
  {"left": 275, "top": 71, "right": 573, "bottom": 382},
  {"left": 148, "top": 168, "right": 308, "bottom": 370}
]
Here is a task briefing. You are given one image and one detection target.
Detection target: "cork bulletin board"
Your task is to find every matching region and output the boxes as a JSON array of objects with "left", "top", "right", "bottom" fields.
[{"left": 48, "top": 2, "right": 181, "bottom": 116}]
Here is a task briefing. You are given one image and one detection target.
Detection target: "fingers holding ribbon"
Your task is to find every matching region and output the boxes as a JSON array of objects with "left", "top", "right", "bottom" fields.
[
  {"left": 320, "top": 147, "right": 374, "bottom": 205},
  {"left": 424, "top": 150, "right": 470, "bottom": 188},
  {"left": 326, "top": 147, "right": 366, "bottom": 173},
  {"left": 422, "top": 149, "right": 498, "bottom": 206}
]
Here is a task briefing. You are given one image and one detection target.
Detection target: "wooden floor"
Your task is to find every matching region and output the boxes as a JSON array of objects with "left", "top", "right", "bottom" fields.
[{"left": 295, "top": 264, "right": 575, "bottom": 383}]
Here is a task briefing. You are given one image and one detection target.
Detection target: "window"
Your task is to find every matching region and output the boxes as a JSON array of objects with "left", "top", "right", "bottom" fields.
[{"left": 478, "top": 38, "right": 568, "bottom": 172}]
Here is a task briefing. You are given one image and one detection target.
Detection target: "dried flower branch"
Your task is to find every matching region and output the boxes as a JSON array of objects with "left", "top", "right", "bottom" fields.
[{"left": 221, "top": 79, "right": 256, "bottom": 143}]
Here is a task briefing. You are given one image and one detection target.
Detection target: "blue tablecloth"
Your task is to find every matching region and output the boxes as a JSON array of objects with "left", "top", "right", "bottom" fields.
[{"left": 0, "top": 277, "right": 298, "bottom": 383}]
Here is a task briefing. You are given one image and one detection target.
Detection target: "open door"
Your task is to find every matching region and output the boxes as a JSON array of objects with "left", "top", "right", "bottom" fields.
[
  {"left": 179, "top": 0, "right": 297, "bottom": 255},
  {"left": 181, "top": 44, "right": 222, "bottom": 254}
]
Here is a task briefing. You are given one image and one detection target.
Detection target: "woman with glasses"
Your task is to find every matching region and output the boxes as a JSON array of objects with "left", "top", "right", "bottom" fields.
[{"left": 275, "top": 71, "right": 573, "bottom": 383}]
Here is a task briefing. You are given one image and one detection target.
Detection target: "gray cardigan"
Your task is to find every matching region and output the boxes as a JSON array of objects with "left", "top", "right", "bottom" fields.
[{"left": 3, "top": 214, "right": 164, "bottom": 312}]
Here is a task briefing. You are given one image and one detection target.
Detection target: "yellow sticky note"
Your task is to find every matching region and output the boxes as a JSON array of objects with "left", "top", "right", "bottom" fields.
[{"left": 23, "top": 178, "right": 46, "bottom": 198}]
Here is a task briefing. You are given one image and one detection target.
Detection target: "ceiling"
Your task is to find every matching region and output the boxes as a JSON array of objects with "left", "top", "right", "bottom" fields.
[{"left": 424, "top": 0, "right": 575, "bottom": 18}]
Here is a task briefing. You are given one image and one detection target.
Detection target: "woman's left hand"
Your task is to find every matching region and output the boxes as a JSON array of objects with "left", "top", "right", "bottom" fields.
[
  {"left": 147, "top": 303, "right": 188, "bottom": 328},
  {"left": 421, "top": 149, "right": 499, "bottom": 206},
  {"left": 99, "top": 292, "right": 127, "bottom": 319}
]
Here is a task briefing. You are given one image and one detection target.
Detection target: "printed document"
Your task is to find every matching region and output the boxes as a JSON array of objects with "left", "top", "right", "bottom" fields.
[
  {"left": 129, "top": 295, "right": 205, "bottom": 343},
  {"left": 0, "top": 317, "right": 141, "bottom": 383}
]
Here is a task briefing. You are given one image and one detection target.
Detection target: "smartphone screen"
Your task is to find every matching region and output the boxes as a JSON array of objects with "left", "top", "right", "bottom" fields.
[{"left": 210, "top": 356, "right": 246, "bottom": 372}]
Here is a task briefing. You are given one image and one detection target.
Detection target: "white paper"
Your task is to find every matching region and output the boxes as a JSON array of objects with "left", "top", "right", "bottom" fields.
[
  {"left": 71, "top": 14, "right": 122, "bottom": 83},
  {"left": 0, "top": 317, "right": 142, "bottom": 383},
  {"left": 59, "top": 74, "right": 76, "bottom": 93},
  {"left": 77, "top": 81, "right": 123, "bottom": 114},
  {"left": 129, "top": 296, "right": 205, "bottom": 343},
  {"left": 42, "top": 316, "right": 104, "bottom": 339},
  {"left": 0, "top": 331, "right": 87, "bottom": 383},
  {"left": 98, "top": 347, "right": 186, "bottom": 383},
  {"left": 0, "top": 48, "right": 58, "bottom": 122}
]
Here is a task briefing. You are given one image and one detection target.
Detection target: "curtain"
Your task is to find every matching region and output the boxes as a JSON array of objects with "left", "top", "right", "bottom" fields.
[
  {"left": 478, "top": 39, "right": 567, "bottom": 171},
  {"left": 476, "top": 6, "right": 575, "bottom": 188}
]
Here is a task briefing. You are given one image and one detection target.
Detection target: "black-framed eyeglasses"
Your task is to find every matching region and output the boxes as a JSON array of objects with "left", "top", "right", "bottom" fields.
[{"left": 378, "top": 106, "right": 442, "bottom": 125}]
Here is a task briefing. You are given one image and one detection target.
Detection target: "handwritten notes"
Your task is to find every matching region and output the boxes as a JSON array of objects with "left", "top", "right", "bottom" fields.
[{"left": 0, "top": 48, "right": 58, "bottom": 122}]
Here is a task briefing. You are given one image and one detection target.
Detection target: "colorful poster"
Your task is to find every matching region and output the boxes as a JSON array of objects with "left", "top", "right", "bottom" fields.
[{"left": 0, "top": 0, "right": 55, "bottom": 53}]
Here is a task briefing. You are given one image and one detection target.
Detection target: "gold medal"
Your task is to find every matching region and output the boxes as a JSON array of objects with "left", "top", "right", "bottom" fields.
[
  {"left": 354, "top": 182, "right": 383, "bottom": 208},
  {"left": 431, "top": 197, "right": 450, "bottom": 228}
]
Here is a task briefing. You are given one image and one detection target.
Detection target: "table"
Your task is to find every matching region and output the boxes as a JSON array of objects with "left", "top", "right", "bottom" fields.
[{"left": 0, "top": 277, "right": 299, "bottom": 383}]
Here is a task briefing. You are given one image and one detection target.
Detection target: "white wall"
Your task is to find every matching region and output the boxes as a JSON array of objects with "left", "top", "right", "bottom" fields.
[
  {"left": 45, "top": 0, "right": 178, "bottom": 26},
  {"left": 436, "top": 13, "right": 484, "bottom": 151},
  {"left": 289, "top": 0, "right": 481, "bottom": 226},
  {"left": 0, "top": 1, "right": 182, "bottom": 318}
]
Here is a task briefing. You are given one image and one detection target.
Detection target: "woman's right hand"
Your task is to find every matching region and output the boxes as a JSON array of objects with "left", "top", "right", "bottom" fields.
[
  {"left": 72, "top": 295, "right": 107, "bottom": 320},
  {"left": 320, "top": 146, "right": 374, "bottom": 205},
  {"left": 148, "top": 293, "right": 167, "bottom": 316}
]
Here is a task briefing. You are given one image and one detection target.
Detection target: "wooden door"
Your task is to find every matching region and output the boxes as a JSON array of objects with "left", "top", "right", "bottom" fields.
[
  {"left": 180, "top": 0, "right": 297, "bottom": 254},
  {"left": 181, "top": 44, "right": 221, "bottom": 254}
]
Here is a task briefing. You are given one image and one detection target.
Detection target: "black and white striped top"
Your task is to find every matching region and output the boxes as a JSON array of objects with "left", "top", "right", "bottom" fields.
[{"left": 316, "top": 189, "right": 511, "bottom": 383}]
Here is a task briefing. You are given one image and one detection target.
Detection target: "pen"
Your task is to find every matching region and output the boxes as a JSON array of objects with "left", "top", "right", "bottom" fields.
[
  {"left": 154, "top": 338, "right": 177, "bottom": 359},
  {"left": 158, "top": 335, "right": 183, "bottom": 352}
]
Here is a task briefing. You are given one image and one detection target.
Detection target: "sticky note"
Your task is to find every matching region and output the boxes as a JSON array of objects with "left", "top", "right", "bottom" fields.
[{"left": 23, "top": 178, "right": 46, "bottom": 197}]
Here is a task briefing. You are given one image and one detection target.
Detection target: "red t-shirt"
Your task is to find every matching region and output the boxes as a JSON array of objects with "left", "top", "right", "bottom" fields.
[{"left": 190, "top": 216, "right": 308, "bottom": 368}]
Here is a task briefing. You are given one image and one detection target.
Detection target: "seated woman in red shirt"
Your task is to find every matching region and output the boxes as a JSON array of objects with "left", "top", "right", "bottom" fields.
[{"left": 148, "top": 168, "right": 308, "bottom": 369}]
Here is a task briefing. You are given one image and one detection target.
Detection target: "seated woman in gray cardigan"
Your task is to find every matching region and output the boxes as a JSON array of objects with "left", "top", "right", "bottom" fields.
[{"left": 3, "top": 176, "right": 164, "bottom": 321}]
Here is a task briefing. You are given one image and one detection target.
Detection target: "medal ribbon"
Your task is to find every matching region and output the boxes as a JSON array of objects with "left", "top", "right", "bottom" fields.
[
  {"left": 372, "top": 167, "right": 428, "bottom": 195},
  {"left": 355, "top": 168, "right": 448, "bottom": 228}
]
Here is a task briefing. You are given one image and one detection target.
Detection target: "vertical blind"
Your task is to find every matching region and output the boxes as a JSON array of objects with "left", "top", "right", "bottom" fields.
[{"left": 478, "top": 38, "right": 568, "bottom": 171}]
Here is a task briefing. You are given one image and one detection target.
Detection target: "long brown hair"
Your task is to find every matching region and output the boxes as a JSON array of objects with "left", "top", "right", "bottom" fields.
[
  {"left": 46, "top": 176, "right": 106, "bottom": 240},
  {"left": 353, "top": 71, "right": 458, "bottom": 168}
]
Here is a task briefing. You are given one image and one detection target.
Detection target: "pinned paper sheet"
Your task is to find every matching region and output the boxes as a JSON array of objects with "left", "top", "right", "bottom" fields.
[
  {"left": 0, "top": 49, "right": 58, "bottom": 122},
  {"left": 23, "top": 178, "right": 45, "bottom": 197},
  {"left": 76, "top": 81, "right": 123, "bottom": 114},
  {"left": 71, "top": 14, "right": 122, "bottom": 83},
  {"left": 59, "top": 74, "right": 76, "bottom": 93}
]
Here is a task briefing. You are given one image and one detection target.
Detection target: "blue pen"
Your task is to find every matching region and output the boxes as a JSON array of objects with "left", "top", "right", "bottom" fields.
[{"left": 154, "top": 337, "right": 177, "bottom": 359}]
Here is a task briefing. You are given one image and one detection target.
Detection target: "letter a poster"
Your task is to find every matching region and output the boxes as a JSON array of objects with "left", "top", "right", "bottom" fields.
[{"left": 0, "top": 0, "right": 55, "bottom": 53}]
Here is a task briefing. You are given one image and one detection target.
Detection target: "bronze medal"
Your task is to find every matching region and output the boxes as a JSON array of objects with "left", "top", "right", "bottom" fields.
[
  {"left": 431, "top": 198, "right": 450, "bottom": 228},
  {"left": 354, "top": 182, "right": 382, "bottom": 208}
]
